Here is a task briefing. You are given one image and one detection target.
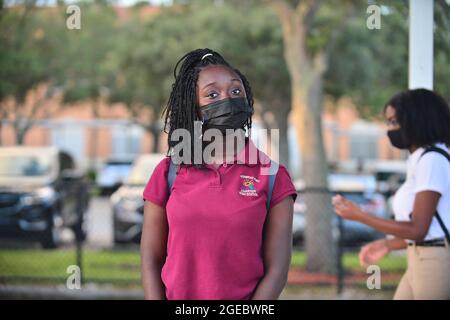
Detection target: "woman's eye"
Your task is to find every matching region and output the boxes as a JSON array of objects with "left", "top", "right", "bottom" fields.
[
  {"left": 207, "top": 92, "right": 219, "bottom": 99},
  {"left": 232, "top": 88, "right": 242, "bottom": 95}
]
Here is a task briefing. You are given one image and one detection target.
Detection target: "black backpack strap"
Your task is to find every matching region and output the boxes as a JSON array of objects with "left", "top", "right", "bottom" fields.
[
  {"left": 167, "top": 158, "right": 177, "bottom": 195},
  {"left": 266, "top": 160, "right": 279, "bottom": 212},
  {"left": 435, "top": 212, "right": 450, "bottom": 246},
  {"left": 421, "top": 146, "right": 450, "bottom": 162},
  {"left": 420, "top": 146, "right": 450, "bottom": 245},
  {"left": 167, "top": 158, "right": 279, "bottom": 212}
]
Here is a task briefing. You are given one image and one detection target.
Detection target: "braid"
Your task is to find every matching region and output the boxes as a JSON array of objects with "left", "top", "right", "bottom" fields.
[{"left": 161, "top": 48, "right": 254, "bottom": 167}]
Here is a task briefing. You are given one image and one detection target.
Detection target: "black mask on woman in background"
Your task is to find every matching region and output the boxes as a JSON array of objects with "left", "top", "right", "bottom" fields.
[
  {"left": 199, "top": 97, "right": 252, "bottom": 134},
  {"left": 387, "top": 128, "right": 411, "bottom": 150}
]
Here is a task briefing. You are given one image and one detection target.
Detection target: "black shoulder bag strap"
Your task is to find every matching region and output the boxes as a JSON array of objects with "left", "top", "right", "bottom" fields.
[
  {"left": 167, "top": 158, "right": 177, "bottom": 194},
  {"left": 420, "top": 146, "right": 450, "bottom": 245},
  {"left": 266, "top": 160, "right": 279, "bottom": 212}
]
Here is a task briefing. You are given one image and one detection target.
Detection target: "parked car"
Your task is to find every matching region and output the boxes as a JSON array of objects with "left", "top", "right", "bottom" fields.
[
  {"left": 0, "top": 147, "right": 90, "bottom": 249},
  {"left": 331, "top": 160, "right": 406, "bottom": 192},
  {"left": 293, "top": 174, "right": 387, "bottom": 246},
  {"left": 362, "top": 159, "right": 407, "bottom": 198},
  {"left": 96, "top": 156, "right": 135, "bottom": 195},
  {"left": 110, "top": 153, "right": 165, "bottom": 244}
]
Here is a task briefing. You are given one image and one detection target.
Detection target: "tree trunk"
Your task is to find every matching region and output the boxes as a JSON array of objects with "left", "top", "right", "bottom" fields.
[
  {"left": 90, "top": 103, "right": 99, "bottom": 170},
  {"left": 14, "top": 121, "right": 28, "bottom": 146},
  {"left": 276, "top": 107, "right": 291, "bottom": 170},
  {"left": 274, "top": 0, "right": 336, "bottom": 274},
  {"left": 16, "top": 130, "right": 26, "bottom": 145},
  {"left": 292, "top": 75, "right": 336, "bottom": 274},
  {"left": 259, "top": 104, "right": 290, "bottom": 170},
  {"left": 150, "top": 123, "right": 160, "bottom": 153},
  {"left": 90, "top": 126, "right": 98, "bottom": 168}
]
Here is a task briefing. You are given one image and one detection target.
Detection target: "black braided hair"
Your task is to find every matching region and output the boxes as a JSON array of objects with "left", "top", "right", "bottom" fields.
[{"left": 161, "top": 48, "right": 254, "bottom": 167}]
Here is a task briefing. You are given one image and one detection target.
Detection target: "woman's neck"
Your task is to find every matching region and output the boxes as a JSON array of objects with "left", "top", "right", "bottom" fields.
[
  {"left": 409, "top": 145, "right": 419, "bottom": 153},
  {"left": 204, "top": 134, "right": 246, "bottom": 165}
]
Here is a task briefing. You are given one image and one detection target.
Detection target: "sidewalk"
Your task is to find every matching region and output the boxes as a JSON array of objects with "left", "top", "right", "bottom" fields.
[
  {"left": 0, "top": 284, "right": 392, "bottom": 300},
  {"left": 0, "top": 284, "right": 143, "bottom": 300}
]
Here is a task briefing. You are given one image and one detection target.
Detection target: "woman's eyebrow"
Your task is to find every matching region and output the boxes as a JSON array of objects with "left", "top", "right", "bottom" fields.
[
  {"left": 201, "top": 78, "right": 242, "bottom": 90},
  {"left": 202, "top": 82, "right": 217, "bottom": 90}
]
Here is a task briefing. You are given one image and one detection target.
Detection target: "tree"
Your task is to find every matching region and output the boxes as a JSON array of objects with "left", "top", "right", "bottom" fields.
[
  {"left": 54, "top": 1, "right": 118, "bottom": 168},
  {"left": 268, "top": 0, "right": 365, "bottom": 274},
  {"left": 107, "top": 5, "right": 175, "bottom": 153},
  {"left": 110, "top": 1, "right": 293, "bottom": 164},
  {"left": 268, "top": 0, "right": 450, "bottom": 273},
  {"left": 0, "top": 1, "right": 61, "bottom": 144},
  {"left": 326, "top": 0, "right": 450, "bottom": 119}
]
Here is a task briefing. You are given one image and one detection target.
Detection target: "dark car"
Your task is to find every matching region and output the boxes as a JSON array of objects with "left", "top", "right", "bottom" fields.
[
  {"left": 0, "top": 147, "right": 90, "bottom": 249},
  {"left": 110, "top": 153, "right": 165, "bottom": 244}
]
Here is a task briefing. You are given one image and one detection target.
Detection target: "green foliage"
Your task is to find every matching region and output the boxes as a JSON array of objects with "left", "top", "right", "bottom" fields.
[
  {"left": 0, "top": 4, "right": 55, "bottom": 103},
  {"left": 54, "top": 2, "right": 118, "bottom": 104},
  {"left": 108, "top": 0, "right": 290, "bottom": 124},
  {"left": 1, "top": 0, "right": 449, "bottom": 129},
  {"left": 325, "top": 0, "right": 450, "bottom": 119},
  {"left": 325, "top": 4, "right": 408, "bottom": 119}
]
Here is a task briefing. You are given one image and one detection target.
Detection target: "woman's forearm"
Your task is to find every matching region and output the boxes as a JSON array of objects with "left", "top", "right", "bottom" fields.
[
  {"left": 251, "top": 270, "right": 288, "bottom": 300},
  {"left": 141, "top": 259, "right": 166, "bottom": 300},
  {"left": 358, "top": 213, "right": 426, "bottom": 241},
  {"left": 384, "top": 237, "right": 408, "bottom": 251},
  {"left": 334, "top": 192, "right": 440, "bottom": 242}
]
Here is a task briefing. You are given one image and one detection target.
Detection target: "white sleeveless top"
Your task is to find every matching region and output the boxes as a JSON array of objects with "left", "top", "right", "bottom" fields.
[{"left": 392, "top": 143, "right": 450, "bottom": 241}]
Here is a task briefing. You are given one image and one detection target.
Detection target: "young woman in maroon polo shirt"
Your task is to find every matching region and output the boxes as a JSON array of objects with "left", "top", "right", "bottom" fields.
[{"left": 140, "top": 48, "right": 297, "bottom": 300}]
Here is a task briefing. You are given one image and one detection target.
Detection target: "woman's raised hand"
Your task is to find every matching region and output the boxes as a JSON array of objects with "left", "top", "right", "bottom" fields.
[
  {"left": 331, "top": 194, "right": 364, "bottom": 221},
  {"left": 358, "top": 239, "right": 390, "bottom": 267}
]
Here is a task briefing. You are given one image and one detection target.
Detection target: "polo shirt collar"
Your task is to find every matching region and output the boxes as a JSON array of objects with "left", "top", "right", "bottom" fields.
[{"left": 180, "top": 137, "right": 272, "bottom": 169}]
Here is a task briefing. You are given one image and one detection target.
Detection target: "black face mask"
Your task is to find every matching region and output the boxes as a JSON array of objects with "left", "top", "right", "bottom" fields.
[
  {"left": 387, "top": 128, "right": 410, "bottom": 150},
  {"left": 199, "top": 97, "right": 252, "bottom": 134}
]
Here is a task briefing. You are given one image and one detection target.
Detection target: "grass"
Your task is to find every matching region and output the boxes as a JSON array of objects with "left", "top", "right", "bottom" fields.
[
  {"left": 0, "top": 249, "right": 141, "bottom": 284},
  {"left": 291, "top": 251, "right": 407, "bottom": 272},
  {"left": 0, "top": 248, "right": 406, "bottom": 286}
]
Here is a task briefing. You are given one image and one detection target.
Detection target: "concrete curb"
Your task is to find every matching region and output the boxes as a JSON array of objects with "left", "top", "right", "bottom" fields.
[
  {"left": 0, "top": 285, "right": 143, "bottom": 300},
  {"left": 0, "top": 285, "right": 391, "bottom": 300}
]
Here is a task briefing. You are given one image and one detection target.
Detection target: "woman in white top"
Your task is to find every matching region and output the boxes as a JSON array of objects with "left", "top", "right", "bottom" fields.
[{"left": 332, "top": 88, "right": 450, "bottom": 300}]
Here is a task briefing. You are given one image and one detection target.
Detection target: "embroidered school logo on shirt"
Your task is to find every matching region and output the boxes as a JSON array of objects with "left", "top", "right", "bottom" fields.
[{"left": 239, "top": 175, "right": 260, "bottom": 197}]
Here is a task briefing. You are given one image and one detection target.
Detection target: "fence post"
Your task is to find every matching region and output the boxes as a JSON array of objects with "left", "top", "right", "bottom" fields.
[
  {"left": 76, "top": 238, "right": 83, "bottom": 286},
  {"left": 336, "top": 215, "right": 344, "bottom": 295}
]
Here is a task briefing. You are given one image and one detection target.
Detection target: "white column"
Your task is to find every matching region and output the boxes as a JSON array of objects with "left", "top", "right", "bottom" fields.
[{"left": 409, "top": 0, "right": 434, "bottom": 90}]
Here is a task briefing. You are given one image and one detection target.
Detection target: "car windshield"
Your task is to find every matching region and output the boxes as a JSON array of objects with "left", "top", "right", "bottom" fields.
[
  {"left": 0, "top": 154, "right": 53, "bottom": 177},
  {"left": 126, "top": 159, "right": 159, "bottom": 185}
]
